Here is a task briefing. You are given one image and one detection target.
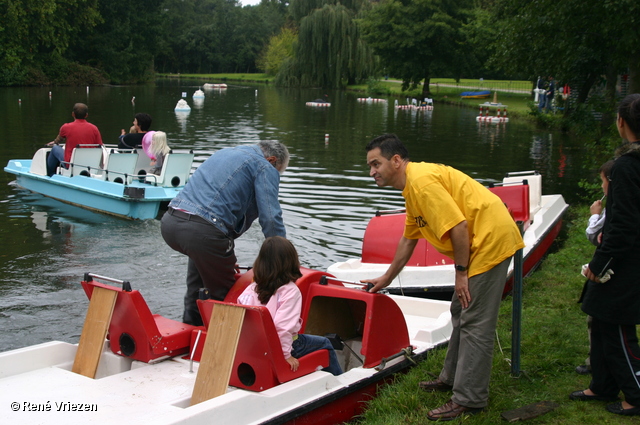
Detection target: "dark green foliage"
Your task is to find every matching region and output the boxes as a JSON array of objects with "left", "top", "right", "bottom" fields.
[
  {"left": 358, "top": 0, "right": 474, "bottom": 97},
  {"left": 276, "top": 0, "right": 378, "bottom": 88}
]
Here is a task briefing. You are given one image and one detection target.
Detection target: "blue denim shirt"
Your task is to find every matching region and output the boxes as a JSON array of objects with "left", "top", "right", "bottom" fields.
[{"left": 169, "top": 145, "right": 286, "bottom": 239}]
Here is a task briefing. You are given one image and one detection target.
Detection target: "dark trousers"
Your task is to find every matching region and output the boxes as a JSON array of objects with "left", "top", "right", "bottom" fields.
[
  {"left": 161, "top": 211, "right": 236, "bottom": 326},
  {"left": 590, "top": 317, "right": 640, "bottom": 406}
]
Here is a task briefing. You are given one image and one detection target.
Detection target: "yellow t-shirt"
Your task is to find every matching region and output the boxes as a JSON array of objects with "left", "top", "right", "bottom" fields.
[{"left": 402, "top": 162, "right": 525, "bottom": 277}]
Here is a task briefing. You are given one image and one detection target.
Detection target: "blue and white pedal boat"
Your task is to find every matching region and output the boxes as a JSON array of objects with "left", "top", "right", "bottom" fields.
[{"left": 4, "top": 146, "right": 194, "bottom": 220}]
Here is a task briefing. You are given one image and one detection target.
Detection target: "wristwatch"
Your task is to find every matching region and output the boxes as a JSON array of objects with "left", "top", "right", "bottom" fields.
[{"left": 455, "top": 264, "right": 468, "bottom": 272}]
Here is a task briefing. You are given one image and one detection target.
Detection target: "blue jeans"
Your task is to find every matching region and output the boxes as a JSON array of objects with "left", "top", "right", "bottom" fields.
[
  {"left": 292, "top": 334, "right": 342, "bottom": 376},
  {"left": 46, "top": 145, "right": 65, "bottom": 176},
  {"left": 538, "top": 93, "right": 547, "bottom": 112}
]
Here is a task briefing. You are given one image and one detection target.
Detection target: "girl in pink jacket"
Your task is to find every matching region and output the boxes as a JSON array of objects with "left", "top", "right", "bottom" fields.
[{"left": 237, "top": 236, "right": 342, "bottom": 375}]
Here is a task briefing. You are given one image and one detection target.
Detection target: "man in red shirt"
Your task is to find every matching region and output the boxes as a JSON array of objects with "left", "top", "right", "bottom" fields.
[{"left": 46, "top": 103, "right": 103, "bottom": 176}]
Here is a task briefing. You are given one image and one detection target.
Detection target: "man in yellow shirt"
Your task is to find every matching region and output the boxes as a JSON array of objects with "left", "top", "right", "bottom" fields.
[{"left": 364, "top": 134, "right": 524, "bottom": 421}]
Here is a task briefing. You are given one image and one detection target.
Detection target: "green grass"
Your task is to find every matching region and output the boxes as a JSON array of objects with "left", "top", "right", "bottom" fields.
[
  {"left": 160, "top": 73, "right": 275, "bottom": 83},
  {"left": 354, "top": 206, "right": 637, "bottom": 424}
]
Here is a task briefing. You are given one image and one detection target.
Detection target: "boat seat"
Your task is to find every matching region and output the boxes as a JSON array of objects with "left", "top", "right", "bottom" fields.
[
  {"left": 488, "top": 182, "right": 531, "bottom": 229},
  {"left": 133, "top": 152, "right": 153, "bottom": 179},
  {"left": 59, "top": 145, "right": 104, "bottom": 177},
  {"left": 301, "top": 280, "right": 410, "bottom": 369},
  {"left": 80, "top": 276, "right": 197, "bottom": 363},
  {"left": 361, "top": 213, "right": 450, "bottom": 267},
  {"left": 98, "top": 150, "right": 139, "bottom": 183},
  {"left": 144, "top": 151, "right": 194, "bottom": 187},
  {"left": 196, "top": 299, "right": 329, "bottom": 392}
]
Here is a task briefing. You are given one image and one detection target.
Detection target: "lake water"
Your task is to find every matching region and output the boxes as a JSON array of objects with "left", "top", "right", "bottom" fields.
[{"left": 0, "top": 80, "right": 586, "bottom": 352}]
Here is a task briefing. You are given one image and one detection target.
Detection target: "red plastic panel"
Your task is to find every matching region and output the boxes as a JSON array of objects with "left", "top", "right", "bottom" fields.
[
  {"left": 81, "top": 279, "right": 196, "bottom": 363},
  {"left": 302, "top": 283, "right": 409, "bottom": 369},
  {"left": 197, "top": 300, "right": 329, "bottom": 391},
  {"left": 361, "top": 213, "right": 449, "bottom": 266}
]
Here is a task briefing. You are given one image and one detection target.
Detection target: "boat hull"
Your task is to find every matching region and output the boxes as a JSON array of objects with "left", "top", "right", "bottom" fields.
[{"left": 5, "top": 159, "right": 181, "bottom": 220}]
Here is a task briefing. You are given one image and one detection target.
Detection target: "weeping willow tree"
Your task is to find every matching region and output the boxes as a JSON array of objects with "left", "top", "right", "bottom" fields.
[{"left": 276, "top": 0, "right": 378, "bottom": 88}]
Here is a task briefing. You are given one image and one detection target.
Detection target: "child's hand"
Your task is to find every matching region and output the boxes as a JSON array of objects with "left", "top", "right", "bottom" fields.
[
  {"left": 286, "top": 356, "right": 299, "bottom": 372},
  {"left": 590, "top": 200, "right": 603, "bottom": 215}
]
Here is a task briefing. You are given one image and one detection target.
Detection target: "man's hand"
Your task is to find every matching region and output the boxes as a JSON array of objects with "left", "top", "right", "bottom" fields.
[{"left": 361, "top": 276, "right": 391, "bottom": 293}]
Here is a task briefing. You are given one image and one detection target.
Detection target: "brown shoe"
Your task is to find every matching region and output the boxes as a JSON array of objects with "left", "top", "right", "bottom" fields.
[
  {"left": 427, "top": 399, "right": 484, "bottom": 421},
  {"left": 418, "top": 379, "right": 453, "bottom": 392}
]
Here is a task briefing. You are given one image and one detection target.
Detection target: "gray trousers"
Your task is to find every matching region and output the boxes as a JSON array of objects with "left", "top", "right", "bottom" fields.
[
  {"left": 161, "top": 211, "right": 237, "bottom": 326},
  {"left": 439, "top": 257, "right": 511, "bottom": 408}
]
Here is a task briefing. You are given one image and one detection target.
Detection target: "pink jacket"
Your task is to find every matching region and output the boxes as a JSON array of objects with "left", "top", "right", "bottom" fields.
[{"left": 237, "top": 282, "right": 302, "bottom": 358}]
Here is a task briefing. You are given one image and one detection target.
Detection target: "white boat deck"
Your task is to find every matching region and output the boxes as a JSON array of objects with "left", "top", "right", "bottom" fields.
[{"left": 0, "top": 295, "right": 451, "bottom": 425}]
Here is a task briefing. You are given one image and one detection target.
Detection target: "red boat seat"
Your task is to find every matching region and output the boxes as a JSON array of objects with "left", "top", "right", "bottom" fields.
[
  {"left": 196, "top": 299, "right": 329, "bottom": 392},
  {"left": 488, "top": 183, "right": 531, "bottom": 230},
  {"left": 81, "top": 278, "right": 197, "bottom": 363},
  {"left": 301, "top": 281, "right": 410, "bottom": 369},
  {"left": 361, "top": 213, "right": 450, "bottom": 266}
]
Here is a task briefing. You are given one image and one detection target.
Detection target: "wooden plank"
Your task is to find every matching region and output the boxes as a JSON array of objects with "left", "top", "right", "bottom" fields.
[
  {"left": 501, "top": 401, "right": 559, "bottom": 422},
  {"left": 191, "top": 304, "right": 245, "bottom": 405},
  {"left": 72, "top": 286, "right": 118, "bottom": 378}
]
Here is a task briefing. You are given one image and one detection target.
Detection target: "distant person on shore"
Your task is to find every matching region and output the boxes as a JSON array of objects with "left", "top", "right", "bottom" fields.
[
  {"left": 118, "top": 113, "right": 152, "bottom": 150},
  {"left": 237, "top": 236, "right": 342, "bottom": 376},
  {"left": 148, "top": 131, "right": 171, "bottom": 175},
  {"left": 545, "top": 76, "right": 555, "bottom": 113},
  {"left": 537, "top": 77, "right": 547, "bottom": 112},
  {"left": 46, "top": 103, "right": 103, "bottom": 176},
  {"left": 361, "top": 134, "right": 524, "bottom": 421},
  {"left": 576, "top": 159, "right": 614, "bottom": 376},
  {"left": 571, "top": 94, "right": 640, "bottom": 417}
]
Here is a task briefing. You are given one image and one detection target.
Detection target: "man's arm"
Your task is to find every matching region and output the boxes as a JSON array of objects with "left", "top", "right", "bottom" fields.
[
  {"left": 255, "top": 166, "right": 286, "bottom": 238},
  {"left": 449, "top": 220, "right": 471, "bottom": 308},
  {"left": 363, "top": 236, "right": 418, "bottom": 293}
]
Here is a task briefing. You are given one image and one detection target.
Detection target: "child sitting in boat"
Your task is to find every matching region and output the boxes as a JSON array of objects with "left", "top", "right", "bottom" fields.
[
  {"left": 237, "top": 236, "right": 342, "bottom": 376},
  {"left": 148, "top": 131, "right": 171, "bottom": 175}
]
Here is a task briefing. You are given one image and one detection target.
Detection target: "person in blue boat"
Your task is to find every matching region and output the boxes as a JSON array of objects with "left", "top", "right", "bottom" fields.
[
  {"left": 161, "top": 141, "right": 289, "bottom": 326},
  {"left": 362, "top": 134, "right": 524, "bottom": 421},
  {"left": 572, "top": 94, "right": 640, "bottom": 417},
  {"left": 237, "top": 236, "right": 342, "bottom": 376},
  {"left": 118, "top": 113, "right": 152, "bottom": 150},
  {"left": 46, "top": 103, "right": 103, "bottom": 177}
]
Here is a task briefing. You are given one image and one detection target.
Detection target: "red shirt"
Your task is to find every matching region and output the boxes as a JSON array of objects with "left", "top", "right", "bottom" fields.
[{"left": 59, "top": 119, "right": 103, "bottom": 163}]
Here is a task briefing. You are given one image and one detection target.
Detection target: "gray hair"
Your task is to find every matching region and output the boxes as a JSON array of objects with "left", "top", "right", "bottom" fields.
[{"left": 258, "top": 140, "right": 290, "bottom": 174}]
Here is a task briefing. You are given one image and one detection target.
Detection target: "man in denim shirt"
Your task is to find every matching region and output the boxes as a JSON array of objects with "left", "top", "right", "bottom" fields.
[{"left": 161, "top": 141, "right": 289, "bottom": 326}]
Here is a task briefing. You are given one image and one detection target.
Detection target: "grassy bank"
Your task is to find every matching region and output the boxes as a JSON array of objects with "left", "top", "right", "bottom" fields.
[{"left": 355, "top": 205, "right": 637, "bottom": 425}]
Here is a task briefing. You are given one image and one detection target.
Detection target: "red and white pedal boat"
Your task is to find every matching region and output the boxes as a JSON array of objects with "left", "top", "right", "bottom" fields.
[
  {"left": 327, "top": 171, "right": 569, "bottom": 299},
  {"left": 0, "top": 268, "right": 452, "bottom": 425}
]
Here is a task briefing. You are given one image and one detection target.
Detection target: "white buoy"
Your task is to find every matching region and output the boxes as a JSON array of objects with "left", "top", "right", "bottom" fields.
[
  {"left": 325, "top": 134, "right": 329, "bottom": 145},
  {"left": 131, "top": 96, "right": 136, "bottom": 104},
  {"left": 255, "top": 90, "right": 258, "bottom": 96},
  {"left": 49, "top": 91, "right": 52, "bottom": 98},
  {"left": 18, "top": 99, "right": 21, "bottom": 104},
  {"left": 86, "top": 86, "right": 89, "bottom": 93}
]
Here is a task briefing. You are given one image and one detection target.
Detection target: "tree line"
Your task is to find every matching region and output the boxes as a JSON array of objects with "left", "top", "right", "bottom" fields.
[{"left": 2, "top": 0, "right": 639, "bottom": 113}]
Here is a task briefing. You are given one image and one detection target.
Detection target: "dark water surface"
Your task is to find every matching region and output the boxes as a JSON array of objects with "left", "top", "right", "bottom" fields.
[{"left": 0, "top": 80, "right": 586, "bottom": 351}]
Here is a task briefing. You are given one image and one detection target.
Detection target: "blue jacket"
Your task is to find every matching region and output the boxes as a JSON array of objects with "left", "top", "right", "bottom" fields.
[{"left": 170, "top": 145, "right": 286, "bottom": 239}]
